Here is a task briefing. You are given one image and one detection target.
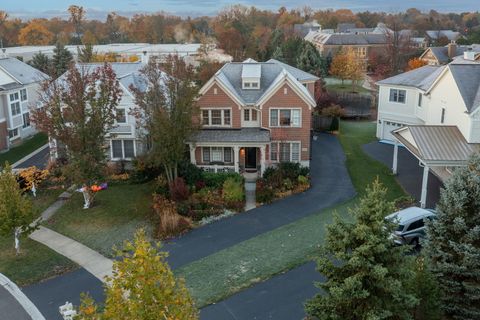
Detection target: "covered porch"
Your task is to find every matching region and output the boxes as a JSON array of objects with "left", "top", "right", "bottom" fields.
[
  {"left": 392, "top": 125, "right": 479, "bottom": 208},
  {"left": 188, "top": 128, "right": 271, "bottom": 176}
]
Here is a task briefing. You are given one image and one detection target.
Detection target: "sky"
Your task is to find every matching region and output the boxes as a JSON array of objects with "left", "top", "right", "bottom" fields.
[{"left": 3, "top": 0, "right": 480, "bottom": 19}]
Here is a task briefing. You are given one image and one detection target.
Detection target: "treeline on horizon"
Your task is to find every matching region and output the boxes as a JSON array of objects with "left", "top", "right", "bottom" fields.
[{"left": 1, "top": 5, "right": 480, "bottom": 61}]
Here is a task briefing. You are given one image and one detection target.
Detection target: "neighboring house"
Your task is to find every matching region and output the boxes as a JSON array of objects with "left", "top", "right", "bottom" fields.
[
  {"left": 0, "top": 52, "right": 48, "bottom": 152},
  {"left": 52, "top": 62, "right": 153, "bottom": 162},
  {"left": 187, "top": 58, "right": 318, "bottom": 175},
  {"left": 425, "top": 30, "right": 463, "bottom": 45},
  {"left": 420, "top": 42, "right": 480, "bottom": 65},
  {"left": 376, "top": 50, "right": 480, "bottom": 207},
  {"left": 293, "top": 20, "right": 321, "bottom": 37}
]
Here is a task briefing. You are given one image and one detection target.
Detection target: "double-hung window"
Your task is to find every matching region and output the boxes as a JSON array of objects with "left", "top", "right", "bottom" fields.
[
  {"left": 8, "top": 128, "right": 19, "bottom": 140},
  {"left": 270, "top": 142, "right": 301, "bottom": 162},
  {"left": 270, "top": 109, "right": 301, "bottom": 127},
  {"left": 111, "top": 140, "right": 135, "bottom": 159},
  {"left": 20, "top": 89, "right": 27, "bottom": 101},
  {"left": 9, "top": 92, "right": 21, "bottom": 116},
  {"left": 202, "top": 147, "right": 233, "bottom": 164},
  {"left": 389, "top": 89, "right": 406, "bottom": 103},
  {"left": 116, "top": 108, "right": 127, "bottom": 123},
  {"left": 202, "top": 109, "right": 231, "bottom": 127}
]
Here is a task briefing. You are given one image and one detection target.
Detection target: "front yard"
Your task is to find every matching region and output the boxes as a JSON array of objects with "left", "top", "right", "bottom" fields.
[{"left": 176, "top": 120, "right": 406, "bottom": 307}]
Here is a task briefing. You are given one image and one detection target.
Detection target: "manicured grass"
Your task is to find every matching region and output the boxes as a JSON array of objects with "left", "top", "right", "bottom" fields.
[
  {"left": 325, "top": 83, "right": 371, "bottom": 95},
  {"left": 177, "top": 120, "right": 406, "bottom": 307},
  {"left": 46, "top": 182, "right": 154, "bottom": 257},
  {"left": 0, "top": 133, "right": 48, "bottom": 166}
]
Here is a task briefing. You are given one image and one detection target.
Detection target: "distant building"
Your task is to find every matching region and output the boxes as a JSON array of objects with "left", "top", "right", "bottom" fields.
[
  {"left": 336, "top": 23, "right": 357, "bottom": 33},
  {"left": 420, "top": 42, "right": 480, "bottom": 65},
  {"left": 294, "top": 20, "right": 321, "bottom": 37},
  {"left": 425, "top": 30, "right": 463, "bottom": 44},
  {"left": 0, "top": 51, "right": 48, "bottom": 152}
]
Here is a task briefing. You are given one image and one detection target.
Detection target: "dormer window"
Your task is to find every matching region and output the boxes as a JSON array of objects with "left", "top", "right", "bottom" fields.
[
  {"left": 243, "top": 81, "right": 259, "bottom": 89},
  {"left": 241, "top": 63, "right": 261, "bottom": 90}
]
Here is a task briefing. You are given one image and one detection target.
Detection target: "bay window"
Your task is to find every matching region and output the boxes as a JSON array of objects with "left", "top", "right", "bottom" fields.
[
  {"left": 9, "top": 92, "right": 21, "bottom": 116},
  {"left": 201, "top": 109, "right": 231, "bottom": 127},
  {"left": 270, "top": 109, "right": 301, "bottom": 127}
]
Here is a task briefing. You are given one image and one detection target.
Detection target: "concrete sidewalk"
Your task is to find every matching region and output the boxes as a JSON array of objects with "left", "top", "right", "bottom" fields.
[{"left": 29, "top": 227, "right": 112, "bottom": 283}]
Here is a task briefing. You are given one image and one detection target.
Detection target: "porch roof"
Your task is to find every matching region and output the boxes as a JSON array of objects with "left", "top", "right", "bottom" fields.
[
  {"left": 393, "top": 125, "right": 479, "bottom": 165},
  {"left": 189, "top": 128, "right": 270, "bottom": 144}
]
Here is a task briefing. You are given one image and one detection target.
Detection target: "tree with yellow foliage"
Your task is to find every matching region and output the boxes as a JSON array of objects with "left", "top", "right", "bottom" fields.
[
  {"left": 18, "top": 21, "right": 54, "bottom": 45},
  {"left": 77, "top": 229, "right": 198, "bottom": 320},
  {"left": 330, "top": 48, "right": 364, "bottom": 92},
  {"left": 406, "top": 57, "right": 427, "bottom": 71}
]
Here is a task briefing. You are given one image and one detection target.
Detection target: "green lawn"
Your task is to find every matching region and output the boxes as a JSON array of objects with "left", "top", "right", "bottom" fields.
[
  {"left": 0, "top": 187, "right": 75, "bottom": 286},
  {"left": 176, "top": 120, "right": 406, "bottom": 307},
  {"left": 0, "top": 133, "right": 48, "bottom": 166},
  {"left": 45, "top": 182, "right": 154, "bottom": 257},
  {"left": 325, "top": 83, "right": 371, "bottom": 95}
]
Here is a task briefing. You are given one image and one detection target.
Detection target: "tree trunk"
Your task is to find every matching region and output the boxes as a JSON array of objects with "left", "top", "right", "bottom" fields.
[{"left": 14, "top": 228, "right": 21, "bottom": 255}]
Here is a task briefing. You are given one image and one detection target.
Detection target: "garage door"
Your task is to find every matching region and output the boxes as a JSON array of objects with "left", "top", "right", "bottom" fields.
[{"left": 381, "top": 120, "right": 404, "bottom": 141}]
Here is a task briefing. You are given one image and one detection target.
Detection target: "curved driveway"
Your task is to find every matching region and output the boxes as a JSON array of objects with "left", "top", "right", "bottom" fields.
[{"left": 164, "top": 133, "right": 356, "bottom": 268}]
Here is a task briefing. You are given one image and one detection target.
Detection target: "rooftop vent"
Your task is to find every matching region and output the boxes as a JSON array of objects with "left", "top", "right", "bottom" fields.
[{"left": 464, "top": 50, "right": 477, "bottom": 61}]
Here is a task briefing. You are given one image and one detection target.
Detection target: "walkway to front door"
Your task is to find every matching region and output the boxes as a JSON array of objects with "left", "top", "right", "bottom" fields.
[{"left": 243, "top": 172, "right": 257, "bottom": 211}]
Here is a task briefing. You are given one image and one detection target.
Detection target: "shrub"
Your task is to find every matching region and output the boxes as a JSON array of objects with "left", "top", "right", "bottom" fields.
[
  {"left": 169, "top": 177, "right": 190, "bottom": 202},
  {"left": 130, "top": 155, "right": 163, "bottom": 183},
  {"left": 256, "top": 178, "right": 275, "bottom": 204},
  {"left": 298, "top": 175, "right": 309, "bottom": 186},
  {"left": 329, "top": 116, "right": 340, "bottom": 131},
  {"left": 223, "top": 177, "right": 245, "bottom": 210},
  {"left": 154, "top": 175, "right": 170, "bottom": 197},
  {"left": 203, "top": 172, "right": 243, "bottom": 189},
  {"left": 279, "top": 162, "right": 309, "bottom": 181},
  {"left": 283, "top": 178, "right": 294, "bottom": 191},
  {"left": 320, "top": 104, "right": 345, "bottom": 117},
  {"left": 178, "top": 161, "right": 204, "bottom": 186},
  {"left": 151, "top": 195, "right": 192, "bottom": 239}
]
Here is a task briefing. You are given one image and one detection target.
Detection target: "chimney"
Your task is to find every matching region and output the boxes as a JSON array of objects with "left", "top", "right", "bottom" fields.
[
  {"left": 141, "top": 51, "right": 149, "bottom": 64},
  {"left": 0, "top": 48, "right": 7, "bottom": 59},
  {"left": 447, "top": 41, "right": 456, "bottom": 59}
]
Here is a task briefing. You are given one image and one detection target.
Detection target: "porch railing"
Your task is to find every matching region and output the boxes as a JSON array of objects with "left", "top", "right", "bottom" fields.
[{"left": 198, "top": 165, "right": 236, "bottom": 173}]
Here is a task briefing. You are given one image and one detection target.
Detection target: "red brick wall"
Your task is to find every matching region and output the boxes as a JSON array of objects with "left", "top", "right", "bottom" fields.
[
  {"left": 261, "top": 83, "right": 312, "bottom": 161},
  {"left": 0, "top": 121, "right": 7, "bottom": 152},
  {"left": 196, "top": 84, "right": 241, "bottom": 128}
]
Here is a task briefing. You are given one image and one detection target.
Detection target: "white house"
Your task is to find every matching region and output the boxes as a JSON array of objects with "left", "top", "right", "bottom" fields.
[
  {"left": 0, "top": 51, "right": 48, "bottom": 152},
  {"left": 376, "top": 51, "right": 480, "bottom": 207}
]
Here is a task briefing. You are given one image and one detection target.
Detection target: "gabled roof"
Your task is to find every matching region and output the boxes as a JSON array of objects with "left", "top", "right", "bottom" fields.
[
  {"left": 421, "top": 45, "right": 480, "bottom": 64},
  {"left": 205, "top": 59, "right": 317, "bottom": 107},
  {"left": 0, "top": 57, "right": 48, "bottom": 87},
  {"left": 377, "top": 65, "right": 445, "bottom": 91},
  {"left": 448, "top": 64, "right": 480, "bottom": 113},
  {"left": 426, "top": 30, "right": 461, "bottom": 41},
  {"left": 306, "top": 32, "right": 388, "bottom": 46}
]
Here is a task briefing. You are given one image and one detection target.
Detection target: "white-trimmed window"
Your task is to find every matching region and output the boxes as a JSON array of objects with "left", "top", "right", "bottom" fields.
[
  {"left": 244, "top": 109, "right": 258, "bottom": 122},
  {"left": 116, "top": 108, "right": 127, "bottom": 123},
  {"left": 270, "top": 142, "right": 301, "bottom": 162},
  {"left": 389, "top": 89, "right": 406, "bottom": 103},
  {"left": 20, "top": 88, "right": 27, "bottom": 101},
  {"left": 201, "top": 109, "right": 231, "bottom": 127},
  {"left": 111, "top": 139, "right": 135, "bottom": 159},
  {"left": 23, "top": 112, "right": 30, "bottom": 128},
  {"left": 8, "top": 128, "right": 19, "bottom": 140},
  {"left": 9, "top": 92, "right": 21, "bottom": 116},
  {"left": 418, "top": 93, "right": 422, "bottom": 107},
  {"left": 270, "top": 109, "right": 301, "bottom": 127},
  {"left": 202, "top": 147, "right": 233, "bottom": 164},
  {"left": 243, "top": 81, "right": 259, "bottom": 89}
]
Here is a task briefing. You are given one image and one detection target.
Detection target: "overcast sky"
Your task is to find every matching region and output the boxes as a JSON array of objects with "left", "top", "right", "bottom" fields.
[{"left": 3, "top": 0, "right": 479, "bottom": 19}]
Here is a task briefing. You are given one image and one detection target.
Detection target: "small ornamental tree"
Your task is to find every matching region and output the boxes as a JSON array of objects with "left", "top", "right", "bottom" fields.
[
  {"left": 131, "top": 55, "right": 199, "bottom": 183},
  {"left": 425, "top": 153, "right": 480, "bottom": 319},
  {"left": 77, "top": 229, "right": 198, "bottom": 319},
  {"left": 305, "top": 179, "right": 418, "bottom": 319},
  {"left": 329, "top": 49, "right": 350, "bottom": 85},
  {"left": 0, "top": 163, "right": 35, "bottom": 255},
  {"left": 31, "top": 63, "right": 122, "bottom": 207}
]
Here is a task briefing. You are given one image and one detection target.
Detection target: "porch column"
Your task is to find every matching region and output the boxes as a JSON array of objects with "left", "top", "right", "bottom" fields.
[
  {"left": 420, "top": 164, "right": 429, "bottom": 209},
  {"left": 392, "top": 140, "right": 399, "bottom": 175},
  {"left": 233, "top": 146, "right": 240, "bottom": 173},
  {"left": 189, "top": 144, "right": 196, "bottom": 165},
  {"left": 260, "top": 146, "right": 266, "bottom": 176}
]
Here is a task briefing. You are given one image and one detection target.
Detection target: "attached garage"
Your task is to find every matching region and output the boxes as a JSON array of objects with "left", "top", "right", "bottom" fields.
[{"left": 379, "top": 119, "right": 405, "bottom": 141}]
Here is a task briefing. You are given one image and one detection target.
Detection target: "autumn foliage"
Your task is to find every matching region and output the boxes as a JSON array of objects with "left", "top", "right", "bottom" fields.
[{"left": 407, "top": 57, "right": 428, "bottom": 71}]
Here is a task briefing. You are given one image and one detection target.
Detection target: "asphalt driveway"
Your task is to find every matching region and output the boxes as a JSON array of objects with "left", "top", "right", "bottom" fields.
[
  {"left": 13, "top": 146, "right": 50, "bottom": 170},
  {"left": 362, "top": 142, "right": 442, "bottom": 209},
  {"left": 163, "top": 133, "right": 356, "bottom": 269}
]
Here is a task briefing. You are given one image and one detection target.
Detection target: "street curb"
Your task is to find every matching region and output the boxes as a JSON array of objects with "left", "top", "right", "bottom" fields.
[
  {"left": 0, "top": 273, "right": 46, "bottom": 320},
  {"left": 12, "top": 144, "right": 49, "bottom": 169}
]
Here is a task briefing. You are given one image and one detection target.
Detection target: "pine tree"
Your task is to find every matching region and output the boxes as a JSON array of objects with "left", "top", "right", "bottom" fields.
[
  {"left": 52, "top": 42, "right": 73, "bottom": 78},
  {"left": 0, "top": 163, "right": 35, "bottom": 255},
  {"left": 296, "top": 42, "right": 327, "bottom": 77},
  {"left": 271, "top": 46, "right": 284, "bottom": 62},
  {"left": 77, "top": 229, "right": 198, "bottom": 319},
  {"left": 29, "top": 51, "right": 51, "bottom": 75},
  {"left": 425, "top": 153, "right": 480, "bottom": 319},
  {"left": 305, "top": 180, "right": 418, "bottom": 319},
  {"left": 77, "top": 43, "right": 94, "bottom": 63}
]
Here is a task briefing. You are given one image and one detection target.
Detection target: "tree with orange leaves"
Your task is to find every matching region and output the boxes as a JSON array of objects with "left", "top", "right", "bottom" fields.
[
  {"left": 18, "top": 21, "right": 54, "bottom": 45},
  {"left": 406, "top": 57, "right": 427, "bottom": 71}
]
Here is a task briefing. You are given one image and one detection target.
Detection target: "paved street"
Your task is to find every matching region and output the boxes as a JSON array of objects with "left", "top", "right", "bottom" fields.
[{"left": 13, "top": 145, "right": 50, "bottom": 170}]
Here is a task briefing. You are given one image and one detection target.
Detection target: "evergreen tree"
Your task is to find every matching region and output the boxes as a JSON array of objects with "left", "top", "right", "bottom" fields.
[
  {"left": 0, "top": 163, "right": 35, "bottom": 255},
  {"left": 271, "top": 46, "right": 284, "bottom": 62},
  {"left": 77, "top": 229, "right": 198, "bottom": 319},
  {"left": 305, "top": 180, "right": 418, "bottom": 319},
  {"left": 425, "top": 153, "right": 480, "bottom": 319},
  {"left": 296, "top": 42, "right": 327, "bottom": 77},
  {"left": 29, "top": 51, "right": 51, "bottom": 75},
  {"left": 52, "top": 42, "right": 73, "bottom": 77},
  {"left": 77, "top": 43, "right": 94, "bottom": 63}
]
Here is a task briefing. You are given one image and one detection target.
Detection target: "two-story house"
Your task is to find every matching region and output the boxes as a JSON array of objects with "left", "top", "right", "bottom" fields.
[
  {"left": 0, "top": 53, "right": 48, "bottom": 152},
  {"left": 52, "top": 62, "right": 152, "bottom": 162},
  {"left": 187, "top": 58, "right": 318, "bottom": 175},
  {"left": 376, "top": 51, "right": 480, "bottom": 207}
]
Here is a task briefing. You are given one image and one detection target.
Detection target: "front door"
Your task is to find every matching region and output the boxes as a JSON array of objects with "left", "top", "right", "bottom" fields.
[{"left": 245, "top": 147, "right": 257, "bottom": 170}]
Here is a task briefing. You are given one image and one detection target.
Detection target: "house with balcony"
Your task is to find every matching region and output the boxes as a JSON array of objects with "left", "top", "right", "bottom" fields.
[
  {"left": 0, "top": 53, "right": 48, "bottom": 152},
  {"left": 187, "top": 58, "right": 318, "bottom": 175},
  {"left": 376, "top": 50, "right": 480, "bottom": 208}
]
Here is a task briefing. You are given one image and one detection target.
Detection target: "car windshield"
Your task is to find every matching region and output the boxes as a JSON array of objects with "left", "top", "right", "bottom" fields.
[{"left": 396, "top": 224, "right": 405, "bottom": 232}]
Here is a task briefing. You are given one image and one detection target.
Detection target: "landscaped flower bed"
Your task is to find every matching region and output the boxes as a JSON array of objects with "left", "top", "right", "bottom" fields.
[{"left": 256, "top": 162, "right": 310, "bottom": 204}]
